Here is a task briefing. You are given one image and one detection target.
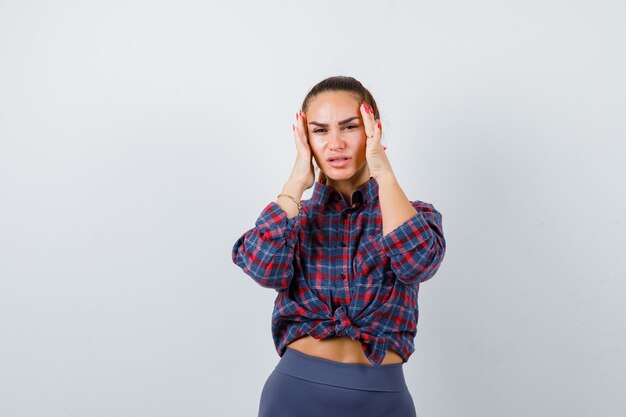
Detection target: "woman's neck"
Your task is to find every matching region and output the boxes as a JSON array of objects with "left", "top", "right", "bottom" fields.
[{"left": 324, "top": 167, "right": 371, "bottom": 205}]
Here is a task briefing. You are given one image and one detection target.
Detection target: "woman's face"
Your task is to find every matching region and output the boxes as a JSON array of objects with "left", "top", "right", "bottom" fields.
[{"left": 305, "top": 91, "right": 368, "bottom": 183}]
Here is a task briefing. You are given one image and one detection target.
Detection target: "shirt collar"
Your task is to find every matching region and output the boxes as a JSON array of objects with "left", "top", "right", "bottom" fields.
[{"left": 310, "top": 176, "right": 379, "bottom": 207}]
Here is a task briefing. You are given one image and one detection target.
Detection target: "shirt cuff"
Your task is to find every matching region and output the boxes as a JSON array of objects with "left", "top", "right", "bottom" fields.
[
  {"left": 379, "top": 211, "right": 434, "bottom": 258},
  {"left": 255, "top": 201, "right": 302, "bottom": 243}
]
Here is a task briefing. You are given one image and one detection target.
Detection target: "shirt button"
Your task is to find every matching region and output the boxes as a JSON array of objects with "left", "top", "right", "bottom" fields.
[
  {"left": 340, "top": 242, "right": 347, "bottom": 247},
  {"left": 339, "top": 273, "right": 345, "bottom": 279}
]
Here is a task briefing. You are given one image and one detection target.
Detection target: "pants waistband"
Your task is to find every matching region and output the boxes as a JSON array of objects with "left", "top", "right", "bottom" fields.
[{"left": 275, "top": 347, "right": 408, "bottom": 392}]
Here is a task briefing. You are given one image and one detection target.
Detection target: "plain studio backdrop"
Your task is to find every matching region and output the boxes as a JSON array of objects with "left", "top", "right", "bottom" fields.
[{"left": 1, "top": 1, "right": 624, "bottom": 416}]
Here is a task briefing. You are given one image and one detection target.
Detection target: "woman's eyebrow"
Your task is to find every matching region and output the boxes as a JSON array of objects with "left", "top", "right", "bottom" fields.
[{"left": 308, "top": 116, "right": 360, "bottom": 127}]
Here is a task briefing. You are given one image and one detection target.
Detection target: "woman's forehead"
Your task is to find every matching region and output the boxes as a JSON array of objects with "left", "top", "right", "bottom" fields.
[
  {"left": 308, "top": 91, "right": 359, "bottom": 110},
  {"left": 308, "top": 94, "right": 360, "bottom": 121}
]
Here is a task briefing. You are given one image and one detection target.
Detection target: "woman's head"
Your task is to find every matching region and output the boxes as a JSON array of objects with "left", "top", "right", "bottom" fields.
[{"left": 301, "top": 76, "right": 381, "bottom": 186}]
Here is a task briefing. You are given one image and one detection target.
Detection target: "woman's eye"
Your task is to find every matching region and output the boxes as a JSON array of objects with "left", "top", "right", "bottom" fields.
[{"left": 313, "top": 125, "right": 357, "bottom": 133}]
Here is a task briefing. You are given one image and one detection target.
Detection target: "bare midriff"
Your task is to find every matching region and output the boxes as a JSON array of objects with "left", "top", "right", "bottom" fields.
[{"left": 286, "top": 335, "right": 404, "bottom": 365}]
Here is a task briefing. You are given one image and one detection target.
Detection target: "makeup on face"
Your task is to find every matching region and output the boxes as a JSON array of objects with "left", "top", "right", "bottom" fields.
[{"left": 308, "top": 116, "right": 360, "bottom": 128}]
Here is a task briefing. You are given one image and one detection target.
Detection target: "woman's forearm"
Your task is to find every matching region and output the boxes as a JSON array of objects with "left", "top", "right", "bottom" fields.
[{"left": 376, "top": 171, "right": 418, "bottom": 236}]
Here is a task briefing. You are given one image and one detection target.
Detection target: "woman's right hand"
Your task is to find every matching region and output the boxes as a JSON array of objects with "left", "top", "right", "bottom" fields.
[{"left": 288, "top": 110, "right": 316, "bottom": 191}]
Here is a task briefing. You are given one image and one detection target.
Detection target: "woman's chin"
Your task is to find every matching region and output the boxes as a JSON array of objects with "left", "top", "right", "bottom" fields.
[
  {"left": 324, "top": 170, "right": 360, "bottom": 183},
  {"left": 325, "top": 167, "right": 352, "bottom": 178},
  {"left": 322, "top": 161, "right": 367, "bottom": 182}
]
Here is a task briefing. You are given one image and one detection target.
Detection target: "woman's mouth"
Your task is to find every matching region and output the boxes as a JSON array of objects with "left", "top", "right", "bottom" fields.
[{"left": 327, "top": 157, "right": 351, "bottom": 168}]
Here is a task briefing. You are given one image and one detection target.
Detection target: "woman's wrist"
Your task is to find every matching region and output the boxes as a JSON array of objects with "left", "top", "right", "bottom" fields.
[
  {"left": 282, "top": 180, "right": 306, "bottom": 199},
  {"left": 277, "top": 180, "right": 306, "bottom": 218}
]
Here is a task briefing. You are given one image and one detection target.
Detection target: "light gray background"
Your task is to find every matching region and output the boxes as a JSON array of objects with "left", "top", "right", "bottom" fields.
[{"left": 1, "top": 1, "right": 624, "bottom": 416}]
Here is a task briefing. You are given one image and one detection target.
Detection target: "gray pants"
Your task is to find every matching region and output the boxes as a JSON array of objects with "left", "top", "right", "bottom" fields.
[{"left": 258, "top": 347, "right": 417, "bottom": 417}]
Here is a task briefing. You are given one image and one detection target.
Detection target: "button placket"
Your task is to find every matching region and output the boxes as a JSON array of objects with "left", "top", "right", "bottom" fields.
[{"left": 338, "top": 210, "right": 351, "bottom": 302}]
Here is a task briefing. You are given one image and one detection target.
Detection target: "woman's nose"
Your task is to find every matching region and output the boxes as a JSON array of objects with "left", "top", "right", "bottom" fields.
[{"left": 328, "top": 133, "right": 345, "bottom": 150}]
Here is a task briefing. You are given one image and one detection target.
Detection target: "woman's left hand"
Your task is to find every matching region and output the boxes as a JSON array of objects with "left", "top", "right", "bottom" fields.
[{"left": 360, "top": 102, "right": 392, "bottom": 180}]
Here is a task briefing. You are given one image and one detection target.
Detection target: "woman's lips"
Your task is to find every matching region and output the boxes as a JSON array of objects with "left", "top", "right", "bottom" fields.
[{"left": 327, "top": 157, "right": 351, "bottom": 168}]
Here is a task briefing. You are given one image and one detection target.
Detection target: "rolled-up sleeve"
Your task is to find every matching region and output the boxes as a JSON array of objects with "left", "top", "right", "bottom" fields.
[
  {"left": 231, "top": 202, "right": 302, "bottom": 290},
  {"left": 379, "top": 200, "right": 446, "bottom": 285}
]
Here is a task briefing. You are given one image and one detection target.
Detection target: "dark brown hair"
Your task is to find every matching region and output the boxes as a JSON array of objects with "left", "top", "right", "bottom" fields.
[
  {"left": 301, "top": 75, "right": 380, "bottom": 119},
  {"left": 301, "top": 76, "right": 381, "bottom": 184}
]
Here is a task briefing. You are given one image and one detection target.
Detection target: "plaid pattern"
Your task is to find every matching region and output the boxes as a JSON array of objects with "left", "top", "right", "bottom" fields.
[{"left": 232, "top": 176, "right": 446, "bottom": 367}]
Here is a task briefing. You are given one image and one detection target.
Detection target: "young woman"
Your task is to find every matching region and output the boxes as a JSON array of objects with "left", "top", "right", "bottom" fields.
[{"left": 232, "top": 76, "right": 446, "bottom": 417}]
